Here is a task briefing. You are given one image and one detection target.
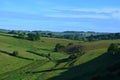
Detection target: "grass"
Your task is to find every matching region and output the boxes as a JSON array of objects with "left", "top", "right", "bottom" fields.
[
  {"left": 0, "top": 33, "right": 71, "bottom": 75},
  {"left": 0, "top": 33, "right": 120, "bottom": 80},
  {"left": 82, "top": 39, "right": 120, "bottom": 51},
  {"left": 0, "top": 53, "right": 32, "bottom": 74},
  {"left": 48, "top": 51, "right": 120, "bottom": 80},
  {"left": 74, "top": 48, "right": 107, "bottom": 66}
]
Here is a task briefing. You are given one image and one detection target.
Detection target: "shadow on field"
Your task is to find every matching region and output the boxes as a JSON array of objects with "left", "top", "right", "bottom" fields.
[
  {"left": 47, "top": 53, "right": 120, "bottom": 80},
  {"left": 27, "top": 50, "right": 52, "bottom": 61},
  {"left": 63, "top": 59, "right": 77, "bottom": 67},
  {"left": 26, "top": 68, "right": 68, "bottom": 74},
  {"left": 25, "top": 58, "right": 76, "bottom": 74},
  {"left": 53, "top": 57, "right": 78, "bottom": 69},
  {"left": 27, "top": 50, "right": 45, "bottom": 57},
  {"left": 53, "top": 58, "right": 69, "bottom": 68},
  {"left": 0, "top": 50, "right": 34, "bottom": 60},
  {"left": 38, "top": 48, "right": 52, "bottom": 52}
]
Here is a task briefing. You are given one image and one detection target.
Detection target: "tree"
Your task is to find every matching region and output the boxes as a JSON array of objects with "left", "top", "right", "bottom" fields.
[
  {"left": 47, "top": 33, "right": 53, "bottom": 37},
  {"left": 63, "top": 35, "right": 74, "bottom": 40},
  {"left": 66, "top": 45, "right": 84, "bottom": 55},
  {"left": 27, "top": 32, "right": 40, "bottom": 41},
  {"left": 54, "top": 43, "right": 65, "bottom": 52},
  {"left": 74, "top": 34, "right": 81, "bottom": 40},
  {"left": 66, "top": 44, "right": 85, "bottom": 59},
  {"left": 87, "top": 33, "right": 120, "bottom": 41},
  {"left": 35, "top": 32, "right": 40, "bottom": 40},
  {"left": 12, "top": 51, "right": 19, "bottom": 56},
  {"left": 107, "top": 43, "right": 119, "bottom": 54},
  {"left": 27, "top": 33, "right": 35, "bottom": 41},
  {"left": 8, "top": 30, "right": 17, "bottom": 34},
  {"left": 18, "top": 32, "right": 26, "bottom": 39}
]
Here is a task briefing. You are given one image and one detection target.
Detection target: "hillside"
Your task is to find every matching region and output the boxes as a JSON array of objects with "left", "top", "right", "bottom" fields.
[{"left": 0, "top": 33, "right": 120, "bottom": 80}]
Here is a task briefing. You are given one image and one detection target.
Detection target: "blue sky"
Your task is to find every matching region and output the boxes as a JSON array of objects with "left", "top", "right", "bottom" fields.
[{"left": 0, "top": 0, "right": 120, "bottom": 32}]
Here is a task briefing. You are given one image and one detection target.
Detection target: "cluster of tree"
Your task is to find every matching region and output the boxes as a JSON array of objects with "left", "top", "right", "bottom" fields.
[
  {"left": 14, "top": 32, "right": 40, "bottom": 41},
  {"left": 54, "top": 43, "right": 85, "bottom": 60},
  {"left": 8, "top": 30, "right": 18, "bottom": 34},
  {"left": 32, "top": 31, "right": 96, "bottom": 41},
  {"left": 52, "top": 34, "right": 84, "bottom": 40},
  {"left": 54, "top": 43, "right": 65, "bottom": 52},
  {"left": 8, "top": 30, "right": 40, "bottom": 41},
  {"left": 39, "top": 32, "right": 54, "bottom": 37},
  {"left": 27, "top": 33, "right": 40, "bottom": 41},
  {"left": 10, "top": 30, "right": 120, "bottom": 42},
  {"left": 62, "top": 35, "right": 82, "bottom": 40},
  {"left": 87, "top": 33, "right": 120, "bottom": 41},
  {"left": 8, "top": 30, "right": 109, "bottom": 41},
  {"left": 107, "top": 43, "right": 120, "bottom": 54},
  {"left": 66, "top": 44, "right": 85, "bottom": 60},
  {"left": 63, "top": 31, "right": 96, "bottom": 34},
  {"left": 17, "top": 32, "right": 26, "bottom": 39}
]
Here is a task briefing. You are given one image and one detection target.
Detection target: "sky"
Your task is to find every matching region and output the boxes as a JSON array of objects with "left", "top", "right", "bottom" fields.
[{"left": 0, "top": 0, "right": 120, "bottom": 32}]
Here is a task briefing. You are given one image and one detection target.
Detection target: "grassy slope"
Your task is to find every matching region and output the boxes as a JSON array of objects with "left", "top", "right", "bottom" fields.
[
  {"left": 48, "top": 52, "right": 120, "bottom": 80},
  {"left": 0, "top": 33, "right": 75, "bottom": 75},
  {"left": 0, "top": 48, "right": 107, "bottom": 80},
  {"left": 0, "top": 33, "right": 120, "bottom": 80}
]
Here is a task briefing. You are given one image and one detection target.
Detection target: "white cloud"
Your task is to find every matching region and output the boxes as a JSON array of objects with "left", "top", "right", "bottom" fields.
[
  {"left": 46, "top": 8, "right": 120, "bottom": 20},
  {"left": 57, "top": 8, "right": 120, "bottom": 13},
  {"left": 46, "top": 14, "right": 109, "bottom": 19},
  {"left": 111, "top": 11, "right": 120, "bottom": 19},
  {"left": 71, "top": 8, "right": 119, "bottom": 13}
]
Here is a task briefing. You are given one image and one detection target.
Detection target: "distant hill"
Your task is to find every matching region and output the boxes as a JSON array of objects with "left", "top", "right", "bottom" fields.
[{"left": 1, "top": 29, "right": 117, "bottom": 40}]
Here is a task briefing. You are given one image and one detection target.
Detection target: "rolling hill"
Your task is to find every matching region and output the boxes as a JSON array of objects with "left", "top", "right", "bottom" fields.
[{"left": 0, "top": 32, "right": 120, "bottom": 80}]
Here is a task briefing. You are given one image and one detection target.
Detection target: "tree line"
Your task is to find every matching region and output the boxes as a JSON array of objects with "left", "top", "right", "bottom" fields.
[
  {"left": 8, "top": 30, "right": 120, "bottom": 41},
  {"left": 87, "top": 33, "right": 120, "bottom": 41},
  {"left": 9, "top": 31, "right": 41, "bottom": 41}
]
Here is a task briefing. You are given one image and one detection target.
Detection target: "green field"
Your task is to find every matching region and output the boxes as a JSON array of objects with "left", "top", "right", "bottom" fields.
[{"left": 0, "top": 33, "right": 120, "bottom": 80}]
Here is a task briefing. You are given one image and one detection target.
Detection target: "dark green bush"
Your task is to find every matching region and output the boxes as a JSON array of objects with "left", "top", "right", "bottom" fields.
[
  {"left": 12, "top": 51, "right": 19, "bottom": 56},
  {"left": 54, "top": 43, "right": 65, "bottom": 52},
  {"left": 107, "top": 43, "right": 119, "bottom": 54}
]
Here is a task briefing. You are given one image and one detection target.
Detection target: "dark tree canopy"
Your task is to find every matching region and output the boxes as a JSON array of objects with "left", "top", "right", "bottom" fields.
[
  {"left": 107, "top": 43, "right": 119, "bottom": 54},
  {"left": 66, "top": 44, "right": 85, "bottom": 60},
  {"left": 27, "top": 33, "right": 40, "bottom": 41},
  {"left": 18, "top": 32, "right": 26, "bottom": 39},
  {"left": 8, "top": 30, "right": 18, "bottom": 34},
  {"left": 66, "top": 44, "right": 84, "bottom": 55},
  {"left": 12, "top": 51, "right": 19, "bottom": 56},
  {"left": 87, "top": 33, "right": 120, "bottom": 41},
  {"left": 54, "top": 43, "right": 65, "bottom": 52}
]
